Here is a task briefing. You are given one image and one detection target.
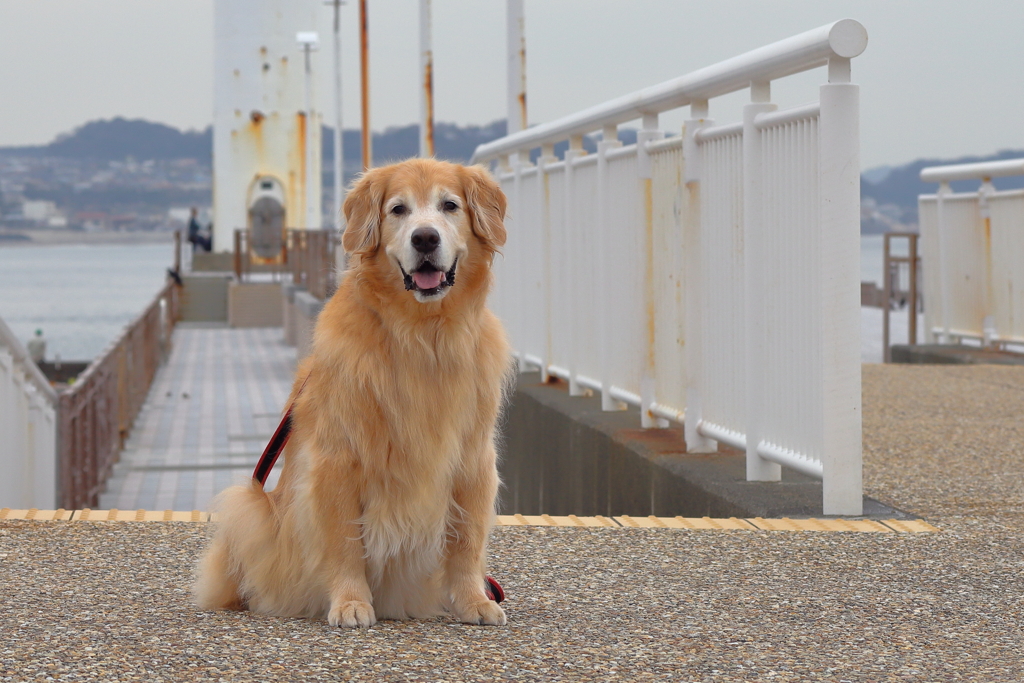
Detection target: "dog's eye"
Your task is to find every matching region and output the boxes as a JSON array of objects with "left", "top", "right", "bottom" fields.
[
  {"left": 391, "top": 205, "right": 407, "bottom": 216},
  {"left": 442, "top": 200, "right": 458, "bottom": 212}
]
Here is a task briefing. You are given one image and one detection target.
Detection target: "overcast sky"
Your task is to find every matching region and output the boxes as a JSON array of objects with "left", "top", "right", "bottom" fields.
[{"left": 0, "top": 0, "right": 1021, "bottom": 169}]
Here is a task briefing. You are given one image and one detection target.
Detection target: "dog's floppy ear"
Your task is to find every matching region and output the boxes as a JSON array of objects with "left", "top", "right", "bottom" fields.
[
  {"left": 460, "top": 165, "right": 507, "bottom": 251},
  {"left": 342, "top": 166, "right": 390, "bottom": 255}
]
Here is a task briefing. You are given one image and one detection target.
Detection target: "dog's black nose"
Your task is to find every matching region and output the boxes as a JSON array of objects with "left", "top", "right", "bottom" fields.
[{"left": 411, "top": 227, "right": 440, "bottom": 254}]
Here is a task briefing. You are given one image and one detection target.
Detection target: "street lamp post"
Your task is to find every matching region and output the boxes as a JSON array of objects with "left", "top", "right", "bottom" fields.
[
  {"left": 325, "top": 0, "right": 345, "bottom": 232},
  {"left": 297, "top": 31, "right": 319, "bottom": 230}
]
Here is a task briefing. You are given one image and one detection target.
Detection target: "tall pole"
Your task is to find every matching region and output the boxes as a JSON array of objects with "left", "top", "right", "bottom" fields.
[
  {"left": 300, "top": 36, "right": 318, "bottom": 229},
  {"left": 506, "top": 0, "right": 527, "bottom": 136},
  {"left": 359, "top": 0, "right": 372, "bottom": 171},
  {"left": 419, "top": 0, "right": 434, "bottom": 158},
  {"left": 329, "top": 0, "right": 344, "bottom": 231}
]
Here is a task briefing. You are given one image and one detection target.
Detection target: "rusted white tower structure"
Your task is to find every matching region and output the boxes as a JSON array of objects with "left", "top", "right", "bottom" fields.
[{"left": 213, "top": 0, "right": 323, "bottom": 253}]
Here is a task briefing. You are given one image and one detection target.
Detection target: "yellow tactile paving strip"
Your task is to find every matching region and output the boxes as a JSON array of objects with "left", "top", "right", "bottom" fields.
[
  {"left": 0, "top": 509, "right": 209, "bottom": 522},
  {"left": 0, "top": 508, "right": 939, "bottom": 532}
]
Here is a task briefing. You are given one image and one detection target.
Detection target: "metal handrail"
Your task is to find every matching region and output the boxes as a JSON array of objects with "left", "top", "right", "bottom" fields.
[
  {"left": 58, "top": 279, "right": 180, "bottom": 509},
  {"left": 921, "top": 158, "right": 1024, "bottom": 184},
  {"left": 0, "top": 315, "right": 58, "bottom": 404},
  {"left": 471, "top": 19, "right": 867, "bottom": 163},
  {"left": 233, "top": 228, "right": 340, "bottom": 301}
]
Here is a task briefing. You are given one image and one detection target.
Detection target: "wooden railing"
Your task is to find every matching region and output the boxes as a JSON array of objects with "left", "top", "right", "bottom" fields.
[
  {"left": 288, "top": 229, "right": 340, "bottom": 300},
  {"left": 233, "top": 228, "right": 340, "bottom": 301},
  {"left": 58, "top": 280, "right": 180, "bottom": 509}
]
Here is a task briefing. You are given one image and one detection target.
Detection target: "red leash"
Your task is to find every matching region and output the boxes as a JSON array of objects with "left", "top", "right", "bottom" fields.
[
  {"left": 253, "top": 374, "right": 310, "bottom": 486},
  {"left": 251, "top": 374, "right": 505, "bottom": 604}
]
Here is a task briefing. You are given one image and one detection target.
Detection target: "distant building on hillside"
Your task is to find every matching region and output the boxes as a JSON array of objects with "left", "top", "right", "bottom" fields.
[{"left": 21, "top": 200, "right": 67, "bottom": 228}]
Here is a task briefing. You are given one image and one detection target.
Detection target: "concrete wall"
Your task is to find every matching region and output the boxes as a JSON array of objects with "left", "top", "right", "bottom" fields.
[
  {"left": 228, "top": 282, "right": 283, "bottom": 328},
  {"left": 293, "top": 290, "right": 323, "bottom": 360},
  {"left": 282, "top": 283, "right": 304, "bottom": 346},
  {"left": 179, "top": 275, "right": 230, "bottom": 322},
  {"left": 501, "top": 373, "right": 889, "bottom": 519}
]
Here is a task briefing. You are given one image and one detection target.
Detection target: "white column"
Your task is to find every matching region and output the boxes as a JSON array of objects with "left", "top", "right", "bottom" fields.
[
  {"left": 565, "top": 136, "right": 587, "bottom": 396},
  {"left": 819, "top": 58, "right": 863, "bottom": 515},
  {"left": 511, "top": 154, "right": 528, "bottom": 372},
  {"left": 537, "top": 143, "right": 557, "bottom": 381},
  {"left": 637, "top": 113, "right": 668, "bottom": 428},
  {"left": 598, "top": 124, "right": 625, "bottom": 411},
  {"left": 979, "top": 179, "right": 996, "bottom": 345},
  {"left": 683, "top": 101, "right": 716, "bottom": 452},
  {"left": 743, "top": 82, "right": 780, "bottom": 482},
  {"left": 936, "top": 181, "right": 951, "bottom": 343}
]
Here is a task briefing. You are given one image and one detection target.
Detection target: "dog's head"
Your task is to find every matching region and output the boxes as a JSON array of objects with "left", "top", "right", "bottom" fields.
[{"left": 342, "top": 159, "right": 507, "bottom": 304}]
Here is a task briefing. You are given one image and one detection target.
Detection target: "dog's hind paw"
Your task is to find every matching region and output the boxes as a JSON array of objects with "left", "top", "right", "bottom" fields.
[
  {"left": 328, "top": 600, "right": 376, "bottom": 628},
  {"left": 453, "top": 599, "right": 506, "bottom": 626}
]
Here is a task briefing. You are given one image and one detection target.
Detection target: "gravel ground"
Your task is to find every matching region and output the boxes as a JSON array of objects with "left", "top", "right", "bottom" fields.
[
  {"left": 1, "top": 520, "right": 1023, "bottom": 682},
  {"left": 3, "top": 364, "right": 1024, "bottom": 681},
  {"left": 863, "top": 364, "right": 1024, "bottom": 528}
]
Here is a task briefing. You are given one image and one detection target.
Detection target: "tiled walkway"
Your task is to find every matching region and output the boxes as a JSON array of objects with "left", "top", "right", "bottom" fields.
[{"left": 99, "top": 324, "right": 296, "bottom": 512}]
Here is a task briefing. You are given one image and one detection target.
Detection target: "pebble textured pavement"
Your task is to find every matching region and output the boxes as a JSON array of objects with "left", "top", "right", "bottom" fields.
[{"left": 2, "top": 364, "right": 1024, "bottom": 682}]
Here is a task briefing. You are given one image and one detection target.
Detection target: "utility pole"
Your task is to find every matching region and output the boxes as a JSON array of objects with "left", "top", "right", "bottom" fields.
[
  {"left": 507, "top": 0, "right": 527, "bottom": 136},
  {"left": 326, "top": 0, "right": 344, "bottom": 231},
  {"left": 419, "top": 0, "right": 434, "bottom": 157},
  {"left": 359, "top": 0, "right": 372, "bottom": 170},
  {"left": 297, "top": 31, "right": 319, "bottom": 229}
]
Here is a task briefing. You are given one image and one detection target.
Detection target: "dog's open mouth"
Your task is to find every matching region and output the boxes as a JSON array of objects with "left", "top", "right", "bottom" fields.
[{"left": 402, "top": 259, "right": 457, "bottom": 297}]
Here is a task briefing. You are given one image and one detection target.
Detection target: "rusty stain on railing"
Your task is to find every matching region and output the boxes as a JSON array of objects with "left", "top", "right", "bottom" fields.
[{"left": 58, "top": 280, "right": 180, "bottom": 509}]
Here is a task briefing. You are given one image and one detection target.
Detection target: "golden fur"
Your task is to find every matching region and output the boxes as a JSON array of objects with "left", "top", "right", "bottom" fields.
[{"left": 194, "top": 158, "right": 511, "bottom": 627}]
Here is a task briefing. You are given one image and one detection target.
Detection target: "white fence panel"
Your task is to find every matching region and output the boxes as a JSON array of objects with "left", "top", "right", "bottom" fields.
[
  {"left": 475, "top": 19, "right": 867, "bottom": 514},
  {"left": 696, "top": 127, "right": 746, "bottom": 442},
  {"left": 919, "top": 193, "right": 986, "bottom": 340},
  {"left": 919, "top": 159, "right": 1024, "bottom": 346},
  {"left": 758, "top": 110, "right": 824, "bottom": 474},
  {"left": 918, "top": 198, "right": 941, "bottom": 343},
  {"left": 989, "top": 191, "right": 1024, "bottom": 340},
  {"left": 650, "top": 140, "right": 687, "bottom": 419},
  {"left": 602, "top": 148, "right": 644, "bottom": 407},
  {"left": 0, "top": 318, "right": 58, "bottom": 508}
]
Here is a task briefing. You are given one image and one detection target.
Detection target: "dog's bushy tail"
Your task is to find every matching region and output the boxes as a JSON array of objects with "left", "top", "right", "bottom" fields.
[{"left": 193, "top": 480, "right": 279, "bottom": 611}]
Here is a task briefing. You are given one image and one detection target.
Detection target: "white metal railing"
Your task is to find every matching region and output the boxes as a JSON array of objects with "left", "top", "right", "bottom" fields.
[
  {"left": 0, "top": 315, "right": 58, "bottom": 508},
  {"left": 919, "top": 158, "right": 1024, "bottom": 346},
  {"left": 473, "top": 20, "right": 867, "bottom": 514}
]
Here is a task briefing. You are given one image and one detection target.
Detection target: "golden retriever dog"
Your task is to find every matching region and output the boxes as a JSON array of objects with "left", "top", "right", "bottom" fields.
[{"left": 194, "top": 158, "right": 511, "bottom": 628}]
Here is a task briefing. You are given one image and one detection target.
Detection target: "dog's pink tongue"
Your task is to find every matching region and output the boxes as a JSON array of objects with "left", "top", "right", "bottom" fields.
[{"left": 413, "top": 270, "right": 444, "bottom": 290}]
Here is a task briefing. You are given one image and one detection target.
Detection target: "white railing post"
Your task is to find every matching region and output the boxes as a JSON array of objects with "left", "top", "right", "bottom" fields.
[
  {"left": 936, "top": 180, "right": 951, "bottom": 343},
  {"left": 511, "top": 152, "right": 529, "bottom": 372},
  {"left": 684, "top": 100, "right": 716, "bottom": 452},
  {"left": 564, "top": 135, "right": 588, "bottom": 396},
  {"left": 819, "top": 56, "right": 863, "bottom": 515},
  {"left": 597, "top": 124, "right": 625, "bottom": 411},
  {"left": 743, "top": 82, "right": 780, "bottom": 482},
  {"left": 979, "top": 178, "right": 997, "bottom": 346},
  {"left": 538, "top": 143, "right": 558, "bottom": 380},
  {"left": 637, "top": 113, "right": 669, "bottom": 428}
]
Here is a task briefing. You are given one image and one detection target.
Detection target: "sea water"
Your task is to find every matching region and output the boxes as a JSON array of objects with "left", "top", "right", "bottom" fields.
[
  {"left": 0, "top": 242, "right": 174, "bottom": 362},
  {"left": 0, "top": 236, "right": 896, "bottom": 364}
]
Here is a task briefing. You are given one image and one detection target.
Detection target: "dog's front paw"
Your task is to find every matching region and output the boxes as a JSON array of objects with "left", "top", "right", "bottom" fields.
[
  {"left": 328, "top": 600, "right": 376, "bottom": 628},
  {"left": 452, "top": 599, "right": 506, "bottom": 626}
]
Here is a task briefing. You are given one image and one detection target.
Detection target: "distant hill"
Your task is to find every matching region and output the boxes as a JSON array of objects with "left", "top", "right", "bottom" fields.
[
  {"left": 4, "top": 117, "right": 1021, "bottom": 216},
  {"left": 862, "top": 149, "right": 1024, "bottom": 219},
  {"left": 4, "top": 118, "right": 213, "bottom": 162},
  {"left": 0, "top": 117, "right": 509, "bottom": 166}
]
